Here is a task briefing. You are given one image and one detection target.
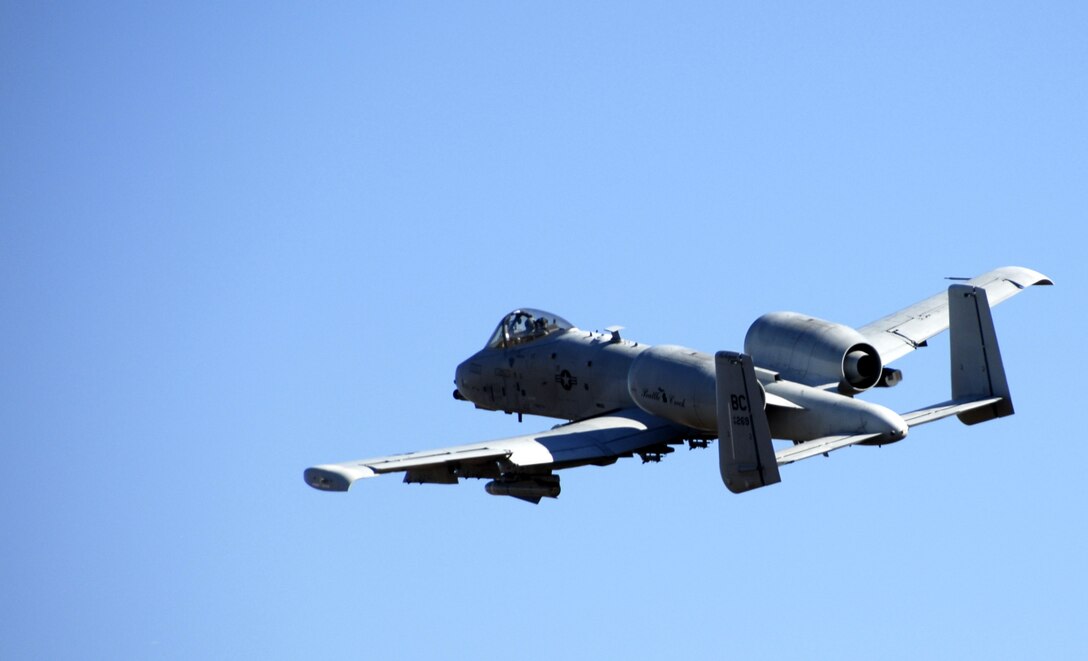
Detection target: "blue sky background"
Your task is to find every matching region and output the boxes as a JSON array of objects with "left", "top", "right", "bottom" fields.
[{"left": 2, "top": 2, "right": 1085, "bottom": 659}]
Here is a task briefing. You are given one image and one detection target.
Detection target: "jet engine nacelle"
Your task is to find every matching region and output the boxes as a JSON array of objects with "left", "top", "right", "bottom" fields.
[{"left": 744, "top": 312, "right": 883, "bottom": 393}]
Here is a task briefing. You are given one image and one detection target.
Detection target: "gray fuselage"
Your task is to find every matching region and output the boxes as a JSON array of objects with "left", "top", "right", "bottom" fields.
[
  {"left": 456, "top": 327, "right": 647, "bottom": 423},
  {"left": 454, "top": 311, "right": 907, "bottom": 446}
]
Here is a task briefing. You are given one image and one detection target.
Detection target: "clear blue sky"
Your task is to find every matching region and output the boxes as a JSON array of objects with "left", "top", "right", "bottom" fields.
[{"left": 2, "top": 2, "right": 1085, "bottom": 659}]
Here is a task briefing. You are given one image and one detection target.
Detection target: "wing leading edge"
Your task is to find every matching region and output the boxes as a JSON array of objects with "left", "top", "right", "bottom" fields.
[{"left": 304, "top": 408, "right": 690, "bottom": 492}]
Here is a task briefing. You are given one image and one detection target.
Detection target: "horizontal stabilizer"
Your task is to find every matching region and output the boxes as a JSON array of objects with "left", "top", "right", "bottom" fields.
[
  {"left": 901, "top": 397, "right": 1004, "bottom": 428},
  {"left": 775, "top": 432, "right": 884, "bottom": 465},
  {"left": 775, "top": 395, "right": 1010, "bottom": 466}
]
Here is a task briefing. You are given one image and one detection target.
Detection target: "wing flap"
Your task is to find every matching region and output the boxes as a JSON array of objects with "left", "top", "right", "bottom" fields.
[{"left": 538, "top": 409, "right": 688, "bottom": 463}]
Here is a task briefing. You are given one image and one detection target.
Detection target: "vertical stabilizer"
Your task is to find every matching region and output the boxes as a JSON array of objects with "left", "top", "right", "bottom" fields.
[
  {"left": 948, "top": 284, "right": 1014, "bottom": 425},
  {"left": 715, "top": 351, "right": 780, "bottom": 493}
]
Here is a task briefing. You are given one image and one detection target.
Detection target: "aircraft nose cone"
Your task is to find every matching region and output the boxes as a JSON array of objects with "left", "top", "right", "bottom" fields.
[
  {"left": 453, "top": 360, "right": 469, "bottom": 401},
  {"left": 454, "top": 358, "right": 476, "bottom": 398}
]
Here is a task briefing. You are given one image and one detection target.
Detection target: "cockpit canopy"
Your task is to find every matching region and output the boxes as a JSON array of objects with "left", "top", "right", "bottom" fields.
[{"left": 486, "top": 309, "right": 574, "bottom": 349}]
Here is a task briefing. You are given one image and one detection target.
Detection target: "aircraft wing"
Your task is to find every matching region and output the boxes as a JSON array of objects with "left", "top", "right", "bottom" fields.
[
  {"left": 304, "top": 408, "right": 690, "bottom": 492},
  {"left": 858, "top": 266, "right": 1052, "bottom": 364}
]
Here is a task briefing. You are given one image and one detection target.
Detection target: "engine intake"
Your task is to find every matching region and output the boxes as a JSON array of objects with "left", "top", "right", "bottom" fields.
[{"left": 744, "top": 312, "right": 883, "bottom": 393}]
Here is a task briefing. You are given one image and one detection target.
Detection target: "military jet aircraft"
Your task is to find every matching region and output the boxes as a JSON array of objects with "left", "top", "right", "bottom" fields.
[{"left": 305, "top": 266, "right": 1052, "bottom": 503}]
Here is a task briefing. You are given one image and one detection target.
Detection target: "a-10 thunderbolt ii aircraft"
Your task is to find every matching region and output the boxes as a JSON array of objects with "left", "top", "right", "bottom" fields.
[{"left": 305, "top": 266, "right": 1052, "bottom": 503}]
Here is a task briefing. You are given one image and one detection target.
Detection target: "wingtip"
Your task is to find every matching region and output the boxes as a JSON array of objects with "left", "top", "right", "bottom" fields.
[
  {"left": 994, "top": 265, "right": 1054, "bottom": 287},
  {"left": 304, "top": 467, "right": 352, "bottom": 492}
]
